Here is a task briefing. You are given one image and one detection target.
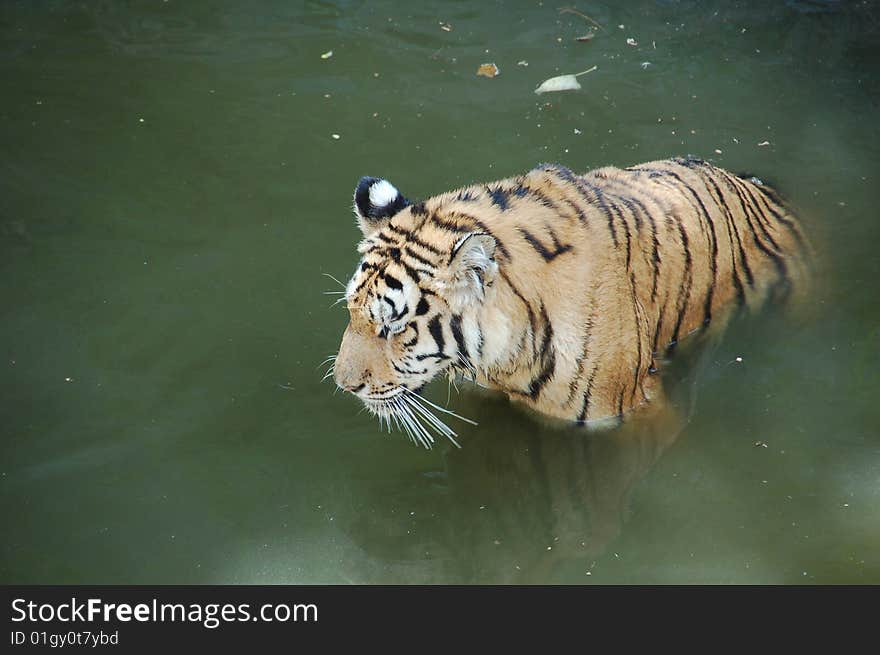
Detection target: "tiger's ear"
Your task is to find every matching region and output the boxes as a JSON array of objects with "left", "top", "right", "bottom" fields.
[
  {"left": 353, "top": 177, "right": 410, "bottom": 236},
  {"left": 435, "top": 233, "right": 498, "bottom": 313}
]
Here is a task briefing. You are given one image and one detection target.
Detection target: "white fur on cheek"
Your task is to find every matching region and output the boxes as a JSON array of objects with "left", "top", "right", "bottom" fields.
[{"left": 369, "top": 179, "right": 399, "bottom": 209}]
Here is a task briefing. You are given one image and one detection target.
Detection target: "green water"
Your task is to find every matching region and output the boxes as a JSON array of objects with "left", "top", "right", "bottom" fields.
[{"left": 2, "top": 0, "right": 878, "bottom": 584}]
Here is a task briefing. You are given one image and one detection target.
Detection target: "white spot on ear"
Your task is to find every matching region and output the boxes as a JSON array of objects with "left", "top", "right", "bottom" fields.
[{"left": 369, "top": 179, "right": 399, "bottom": 209}]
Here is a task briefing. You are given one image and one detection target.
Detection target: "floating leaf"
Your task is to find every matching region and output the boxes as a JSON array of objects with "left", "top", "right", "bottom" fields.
[
  {"left": 534, "top": 65, "right": 597, "bottom": 95},
  {"left": 476, "top": 62, "right": 500, "bottom": 78},
  {"left": 535, "top": 75, "right": 582, "bottom": 94}
]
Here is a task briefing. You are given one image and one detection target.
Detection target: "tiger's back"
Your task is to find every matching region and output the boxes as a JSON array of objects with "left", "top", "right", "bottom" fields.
[
  {"left": 333, "top": 157, "right": 810, "bottom": 439},
  {"left": 473, "top": 157, "right": 810, "bottom": 421}
]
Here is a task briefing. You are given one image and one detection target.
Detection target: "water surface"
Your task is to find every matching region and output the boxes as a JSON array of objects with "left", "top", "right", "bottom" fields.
[{"left": 1, "top": 0, "right": 878, "bottom": 584}]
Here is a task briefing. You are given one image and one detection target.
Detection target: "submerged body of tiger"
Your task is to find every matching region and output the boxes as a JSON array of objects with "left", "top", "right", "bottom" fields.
[{"left": 332, "top": 157, "right": 810, "bottom": 445}]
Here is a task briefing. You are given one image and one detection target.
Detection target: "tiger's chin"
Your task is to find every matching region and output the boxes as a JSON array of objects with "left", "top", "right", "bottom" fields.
[{"left": 356, "top": 382, "right": 475, "bottom": 450}]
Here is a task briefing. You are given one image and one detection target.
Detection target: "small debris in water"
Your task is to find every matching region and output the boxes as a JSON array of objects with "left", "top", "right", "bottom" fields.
[
  {"left": 735, "top": 356, "right": 743, "bottom": 362},
  {"left": 476, "top": 63, "right": 500, "bottom": 78},
  {"left": 758, "top": 140, "right": 770, "bottom": 146},
  {"left": 331, "top": 133, "right": 340, "bottom": 140},
  {"left": 517, "top": 60, "right": 529, "bottom": 66},
  {"left": 575, "top": 33, "right": 595, "bottom": 42},
  {"left": 640, "top": 62, "right": 652, "bottom": 69},
  {"left": 754, "top": 441, "right": 768, "bottom": 448},
  {"left": 439, "top": 22, "right": 453, "bottom": 32},
  {"left": 626, "top": 37, "right": 638, "bottom": 46},
  {"left": 64, "top": 377, "right": 73, "bottom": 382},
  {"left": 558, "top": 7, "right": 604, "bottom": 30},
  {"left": 715, "top": 149, "right": 723, "bottom": 154},
  {"left": 320, "top": 50, "right": 333, "bottom": 59}
]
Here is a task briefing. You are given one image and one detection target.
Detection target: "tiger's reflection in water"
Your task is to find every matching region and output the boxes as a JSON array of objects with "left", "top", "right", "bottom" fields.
[{"left": 341, "top": 338, "right": 714, "bottom": 583}]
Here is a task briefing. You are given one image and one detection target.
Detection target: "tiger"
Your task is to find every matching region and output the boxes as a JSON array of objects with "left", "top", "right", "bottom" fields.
[{"left": 331, "top": 157, "right": 810, "bottom": 447}]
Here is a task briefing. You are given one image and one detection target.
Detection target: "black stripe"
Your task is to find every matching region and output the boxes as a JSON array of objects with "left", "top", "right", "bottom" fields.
[
  {"left": 402, "top": 322, "right": 419, "bottom": 348},
  {"left": 381, "top": 295, "right": 397, "bottom": 317},
  {"left": 431, "top": 211, "right": 510, "bottom": 260},
  {"left": 397, "top": 261, "right": 422, "bottom": 283},
  {"left": 429, "top": 211, "right": 472, "bottom": 234},
  {"left": 427, "top": 314, "right": 445, "bottom": 353},
  {"left": 414, "top": 352, "right": 450, "bottom": 362},
  {"left": 669, "top": 213, "right": 693, "bottom": 350},
  {"left": 384, "top": 274, "right": 403, "bottom": 290},
  {"left": 731, "top": 174, "right": 786, "bottom": 251},
  {"left": 624, "top": 195, "right": 662, "bottom": 302},
  {"left": 720, "top": 171, "right": 788, "bottom": 280},
  {"left": 699, "top": 172, "right": 749, "bottom": 304},
  {"left": 606, "top": 197, "right": 632, "bottom": 270},
  {"left": 583, "top": 180, "right": 619, "bottom": 248},
  {"left": 402, "top": 245, "right": 438, "bottom": 268},
  {"left": 386, "top": 224, "right": 444, "bottom": 257},
  {"left": 565, "top": 308, "right": 595, "bottom": 407},
  {"left": 527, "top": 304, "right": 556, "bottom": 399},
  {"left": 657, "top": 168, "right": 719, "bottom": 326},
  {"left": 576, "top": 370, "right": 596, "bottom": 423},
  {"left": 487, "top": 185, "right": 510, "bottom": 210},
  {"left": 520, "top": 184, "right": 560, "bottom": 212},
  {"left": 629, "top": 272, "right": 644, "bottom": 404},
  {"left": 449, "top": 314, "right": 470, "bottom": 364},
  {"left": 517, "top": 227, "right": 573, "bottom": 262},
  {"left": 651, "top": 311, "right": 664, "bottom": 357},
  {"left": 392, "top": 361, "right": 429, "bottom": 375},
  {"left": 415, "top": 297, "right": 429, "bottom": 316}
]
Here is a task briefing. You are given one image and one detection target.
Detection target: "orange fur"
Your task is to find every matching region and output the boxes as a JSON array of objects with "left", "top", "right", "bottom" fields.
[{"left": 334, "top": 158, "right": 810, "bottom": 428}]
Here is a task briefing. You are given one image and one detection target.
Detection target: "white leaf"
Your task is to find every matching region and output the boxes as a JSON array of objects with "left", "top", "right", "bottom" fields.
[
  {"left": 534, "top": 75, "right": 581, "bottom": 94},
  {"left": 533, "top": 65, "right": 597, "bottom": 95}
]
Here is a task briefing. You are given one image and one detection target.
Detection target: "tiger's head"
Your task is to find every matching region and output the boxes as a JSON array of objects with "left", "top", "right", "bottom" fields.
[{"left": 332, "top": 176, "right": 498, "bottom": 447}]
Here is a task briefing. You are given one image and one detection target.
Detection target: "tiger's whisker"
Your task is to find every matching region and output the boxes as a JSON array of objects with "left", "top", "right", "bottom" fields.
[
  {"left": 322, "top": 272, "right": 346, "bottom": 289},
  {"left": 316, "top": 355, "right": 337, "bottom": 370},
  {"left": 402, "top": 387, "right": 478, "bottom": 426}
]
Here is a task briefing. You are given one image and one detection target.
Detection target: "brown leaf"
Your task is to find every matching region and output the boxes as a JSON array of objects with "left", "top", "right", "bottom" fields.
[{"left": 476, "top": 63, "right": 500, "bottom": 78}]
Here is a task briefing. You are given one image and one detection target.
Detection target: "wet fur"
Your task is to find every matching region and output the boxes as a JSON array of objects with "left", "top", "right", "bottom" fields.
[{"left": 334, "top": 157, "right": 810, "bottom": 427}]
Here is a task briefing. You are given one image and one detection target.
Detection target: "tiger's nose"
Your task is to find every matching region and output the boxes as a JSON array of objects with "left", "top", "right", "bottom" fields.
[
  {"left": 339, "top": 380, "right": 366, "bottom": 394},
  {"left": 333, "top": 356, "right": 362, "bottom": 392},
  {"left": 334, "top": 325, "right": 371, "bottom": 394}
]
